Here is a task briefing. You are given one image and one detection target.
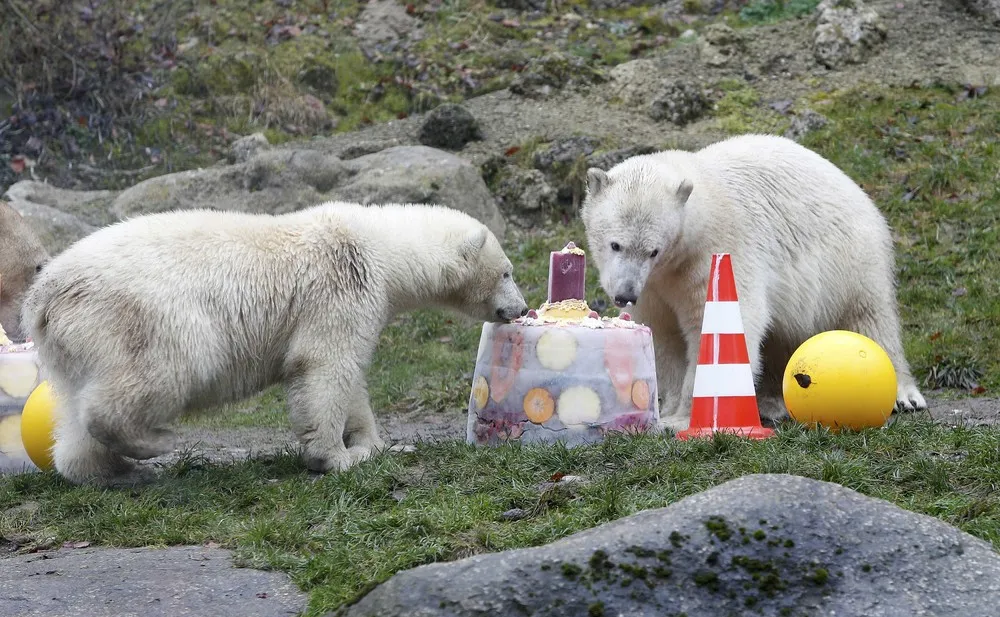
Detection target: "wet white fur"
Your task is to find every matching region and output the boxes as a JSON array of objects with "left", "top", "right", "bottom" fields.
[
  {"left": 21, "top": 201, "right": 527, "bottom": 486},
  {"left": 581, "top": 133, "right": 927, "bottom": 433}
]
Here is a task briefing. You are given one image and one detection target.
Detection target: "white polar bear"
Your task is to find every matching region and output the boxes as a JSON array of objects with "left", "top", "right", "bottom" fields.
[
  {"left": 21, "top": 201, "right": 528, "bottom": 486},
  {"left": 580, "top": 133, "right": 927, "bottom": 433}
]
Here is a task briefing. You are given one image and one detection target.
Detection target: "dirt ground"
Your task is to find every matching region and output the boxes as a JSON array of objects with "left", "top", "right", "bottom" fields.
[{"left": 137, "top": 392, "right": 1000, "bottom": 470}]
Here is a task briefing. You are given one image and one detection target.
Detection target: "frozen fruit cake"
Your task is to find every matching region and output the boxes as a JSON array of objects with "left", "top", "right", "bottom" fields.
[{"left": 466, "top": 242, "right": 660, "bottom": 446}]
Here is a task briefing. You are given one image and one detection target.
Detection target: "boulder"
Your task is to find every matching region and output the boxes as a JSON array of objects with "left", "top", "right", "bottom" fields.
[
  {"left": 333, "top": 146, "right": 506, "bottom": 240},
  {"left": 2, "top": 181, "right": 104, "bottom": 254},
  {"left": 335, "top": 474, "right": 1000, "bottom": 617},
  {"left": 959, "top": 0, "right": 1000, "bottom": 24},
  {"left": 111, "top": 145, "right": 506, "bottom": 240},
  {"left": 813, "top": 0, "right": 888, "bottom": 69},
  {"left": 698, "top": 23, "right": 746, "bottom": 68},
  {"left": 417, "top": 104, "right": 483, "bottom": 151}
]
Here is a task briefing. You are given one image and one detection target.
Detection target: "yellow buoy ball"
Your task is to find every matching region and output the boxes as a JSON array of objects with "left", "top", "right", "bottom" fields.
[
  {"left": 782, "top": 330, "right": 897, "bottom": 432},
  {"left": 20, "top": 380, "right": 58, "bottom": 471}
]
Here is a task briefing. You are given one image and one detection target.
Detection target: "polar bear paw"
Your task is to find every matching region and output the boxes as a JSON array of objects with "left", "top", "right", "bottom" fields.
[
  {"left": 303, "top": 445, "right": 378, "bottom": 474},
  {"left": 656, "top": 414, "right": 690, "bottom": 435},
  {"left": 895, "top": 383, "right": 928, "bottom": 413}
]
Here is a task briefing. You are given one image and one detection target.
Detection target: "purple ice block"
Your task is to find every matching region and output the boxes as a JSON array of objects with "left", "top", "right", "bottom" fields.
[{"left": 547, "top": 241, "right": 586, "bottom": 303}]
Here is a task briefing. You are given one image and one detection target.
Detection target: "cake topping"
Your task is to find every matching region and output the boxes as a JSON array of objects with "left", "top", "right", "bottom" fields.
[{"left": 546, "top": 241, "right": 587, "bottom": 305}]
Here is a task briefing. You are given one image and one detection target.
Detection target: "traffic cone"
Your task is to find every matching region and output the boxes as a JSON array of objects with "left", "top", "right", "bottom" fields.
[{"left": 676, "top": 253, "right": 774, "bottom": 440}]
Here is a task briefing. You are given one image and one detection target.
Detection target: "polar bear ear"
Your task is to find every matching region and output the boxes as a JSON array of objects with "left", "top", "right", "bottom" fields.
[
  {"left": 586, "top": 168, "right": 609, "bottom": 197},
  {"left": 460, "top": 226, "right": 490, "bottom": 260},
  {"left": 676, "top": 178, "right": 694, "bottom": 204}
]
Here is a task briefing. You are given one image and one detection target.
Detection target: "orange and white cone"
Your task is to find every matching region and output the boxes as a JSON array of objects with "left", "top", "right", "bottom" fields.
[{"left": 676, "top": 253, "right": 774, "bottom": 440}]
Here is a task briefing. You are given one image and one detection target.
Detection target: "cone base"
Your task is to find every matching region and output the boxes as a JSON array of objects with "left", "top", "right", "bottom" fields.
[{"left": 675, "top": 425, "right": 775, "bottom": 440}]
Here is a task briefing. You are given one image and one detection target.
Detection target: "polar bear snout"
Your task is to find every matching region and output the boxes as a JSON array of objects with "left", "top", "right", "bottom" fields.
[
  {"left": 496, "top": 305, "right": 529, "bottom": 321},
  {"left": 613, "top": 292, "right": 638, "bottom": 308}
]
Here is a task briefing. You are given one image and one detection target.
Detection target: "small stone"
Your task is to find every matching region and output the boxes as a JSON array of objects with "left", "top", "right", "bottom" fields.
[
  {"left": 509, "top": 52, "right": 606, "bottom": 99},
  {"left": 500, "top": 508, "right": 529, "bottom": 521},
  {"left": 228, "top": 133, "right": 270, "bottom": 164},
  {"left": 648, "top": 81, "right": 710, "bottom": 126},
  {"left": 417, "top": 104, "right": 482, "bottom": 150},
  {"left": 784, "top": 109, "right": 830, "bottom": 141}
]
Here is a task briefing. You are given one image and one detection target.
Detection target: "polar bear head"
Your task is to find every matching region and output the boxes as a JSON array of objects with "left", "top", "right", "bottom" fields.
[
  {"left": 450, "top": 225, "right": 529, "bottom": 323},
  {"left": 0, "top": 202, "right": 50, "bottom": 340},
  {"left": 580, "top": 158, "right": 694, "bottom": 308}
]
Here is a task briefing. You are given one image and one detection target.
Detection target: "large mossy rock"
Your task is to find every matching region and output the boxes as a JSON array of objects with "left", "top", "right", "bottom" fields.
[{"left": 335, "top": 474, "right": 1000, "bottom": 617}]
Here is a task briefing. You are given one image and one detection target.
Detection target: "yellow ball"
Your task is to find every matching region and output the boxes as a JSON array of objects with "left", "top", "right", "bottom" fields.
[
  {"left": 20, "top": 381, "right": 58, "bottom": 471},
  {"left": 782, "top": 330, "right": 897, "bottom": 432}
]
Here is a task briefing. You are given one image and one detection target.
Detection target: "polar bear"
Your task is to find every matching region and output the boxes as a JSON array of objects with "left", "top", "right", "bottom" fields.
[
  {"left": 0, "top": 201, "right": 50, "bottom": 341},
  {"left": 580, "top": 133, "right": 927, "bottom": 433},
  {"left": 21, "top": 201, "right": 528, "bottom": 486}
]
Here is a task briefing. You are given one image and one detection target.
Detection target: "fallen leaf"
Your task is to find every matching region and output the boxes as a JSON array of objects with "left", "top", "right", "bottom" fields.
[
  {"left": 972, "top": 385, "right": 986, "bottom": 395},
  {"left": 549, "top": 471, "right": 565, "bottom": 482},
  {"left": 929, "top": 331, "right": 942, "bottom": 341},
  {"left": 504, "top": 146, "right": 521, "bottom": 156},
  {"left": 205, "top": 541, "right": 221, "bottom": 549},
  {"left": 438, "top": 336, "right": 453, "bottom": 343}
]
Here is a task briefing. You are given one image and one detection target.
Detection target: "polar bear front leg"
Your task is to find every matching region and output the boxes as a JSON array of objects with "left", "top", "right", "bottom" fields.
[
  {"left": 284, "top": 361, "right": 375, "bottom": 473},
  {"left": 342, "top": 379, "right": 387, "bottom": 455},
  {"left": 639, "top": 302, "right": 689, "bottom": 433},
  {"left": 660, "top": 325, "right": 703, "bottom": 434}
]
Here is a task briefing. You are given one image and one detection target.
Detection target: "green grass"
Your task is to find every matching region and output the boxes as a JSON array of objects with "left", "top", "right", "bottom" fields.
[{"left": 2, "top": 418, "right": 999, "bottom": 616}]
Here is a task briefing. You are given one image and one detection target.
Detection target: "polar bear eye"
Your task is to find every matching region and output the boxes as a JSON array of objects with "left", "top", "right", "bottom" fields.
[
  {"left": 503, "top": 272, "right": 511, "bottom": 279},
  {"left": 610, "top": 242, "right": 621, "bottom": 252},
  {"left": 650, "top": 249, "right": 659, "bottom": 258}
]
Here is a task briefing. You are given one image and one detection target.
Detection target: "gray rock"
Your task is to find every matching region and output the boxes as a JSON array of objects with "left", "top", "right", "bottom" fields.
[
  {"left": 785, "top": 109, "right": 830, "bottom": 141},
  {"left": 353, "top": 0, "right": 423, "bottom": 57},
  {"left": 509, "top": 52, "right": 606, "bottom": 99},
  {"left": 494, "top": 168, "right": 557, "bottom": 215},
  {"left": 813, "top": 0, "right": 888, "bottom": 69},
  {"left": 228, "top": 132, "right": 271, "bottom": 164},
  {"left": 586, "top": 145, "right": 658, "bottom": 172},
  {"left": 335, "top": 474, "right": 1000, "bottom": 617},
  {"left": 698, "top": 23, "right": 745, "bottom": 68},
  {"left": 3, "top": 181, "right": 103, "bottom": 255},
  {"left": 648, "top": 81, "right": 710, "bottom": 126},
  {"left": 0, "top": 545, "right": 307, "bottom": 617},
  {"left": 417, "top": 104, "right": 483, "bottom": 150},
  {"left": 533, "top": 136, "right": 601, "bottom": 174},
  {"left": 958, "top": 0, "right": 1000, "bottom": 24},
  {"left": 111, "top": 146, "right": 506, "bottom": 240},
  {"left": 335, "top": 146, "right": 506, "bottom": 240},
  {"left": 607, "top": 59, "right": 663, "bottom": 107}
]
